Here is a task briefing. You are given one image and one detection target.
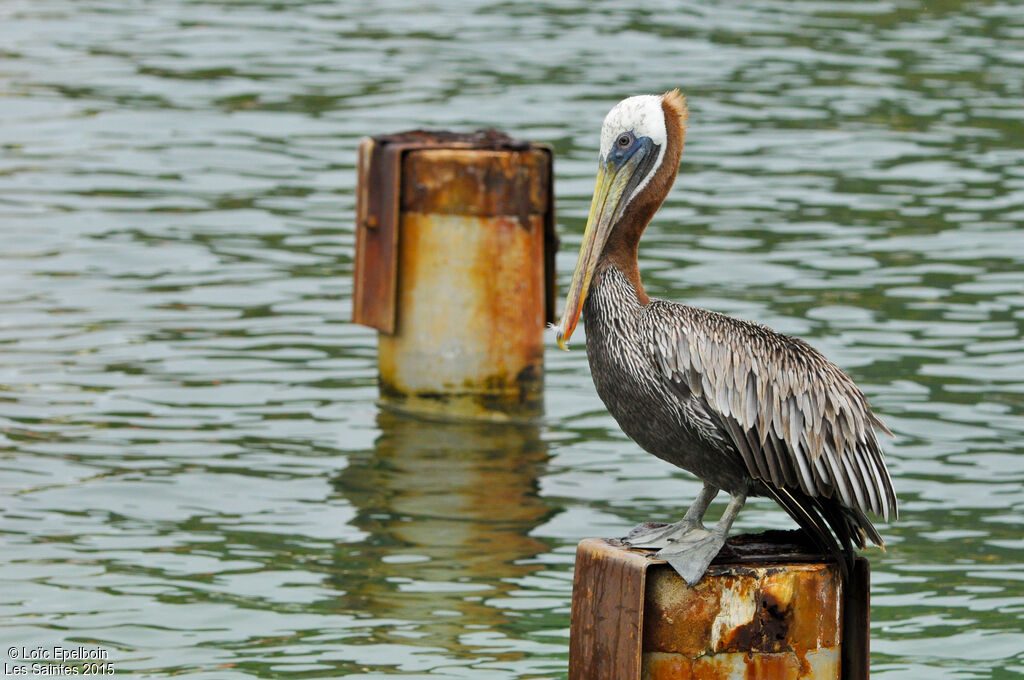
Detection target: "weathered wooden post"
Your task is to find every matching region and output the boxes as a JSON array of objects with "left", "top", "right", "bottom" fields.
[
  {"left": 569, "top": 532, "right": 869, "bottom": 680},
  {"left": 353, "top": 130, "right": 556, "bottom": 421}
]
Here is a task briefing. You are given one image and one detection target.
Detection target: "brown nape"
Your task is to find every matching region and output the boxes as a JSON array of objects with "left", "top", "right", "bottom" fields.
[{"left": 602, "top": 89, "right": 689, "bottom": 306}]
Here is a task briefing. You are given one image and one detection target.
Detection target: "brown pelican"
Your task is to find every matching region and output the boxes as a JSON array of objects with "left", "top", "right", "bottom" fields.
[{"left": 555, "top": 90, "right": 897, "bottom": 585}]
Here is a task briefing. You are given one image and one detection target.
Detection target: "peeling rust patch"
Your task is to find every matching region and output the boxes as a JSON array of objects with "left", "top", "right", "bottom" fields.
[
  {"left": 400, "top": 148, "right": 549, "bottom": 220},
  {"left": 742, "top": 651, "right": 802, "bottom": 679},
  {"left": 374, "top": 208, "right": 545, "bottom": 420},
  {"left": 720, "top": 587, "right": 790, "bottom": 654},
  {"left": 643, "top": 567, "right": 722, "bottom": 657}
]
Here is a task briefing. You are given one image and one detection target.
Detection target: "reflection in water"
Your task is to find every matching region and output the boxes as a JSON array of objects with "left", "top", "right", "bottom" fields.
[{"left": 331, "top": 412, "right": 554, "bottom": 658}]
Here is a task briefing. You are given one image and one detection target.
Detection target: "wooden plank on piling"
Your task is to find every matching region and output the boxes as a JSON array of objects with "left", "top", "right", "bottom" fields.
[{"left": 569, "top": 538, "right": 649, "bottom": 680}]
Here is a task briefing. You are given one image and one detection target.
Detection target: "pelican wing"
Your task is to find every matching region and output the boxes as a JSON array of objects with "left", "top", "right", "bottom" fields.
[{"left": 643, "top": 301, "right": 897, "bottom": 523}]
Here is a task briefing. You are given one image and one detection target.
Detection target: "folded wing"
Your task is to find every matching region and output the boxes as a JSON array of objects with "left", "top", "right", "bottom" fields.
[{"left": 643, "top": 302, "right": 897, "bottom": 531}]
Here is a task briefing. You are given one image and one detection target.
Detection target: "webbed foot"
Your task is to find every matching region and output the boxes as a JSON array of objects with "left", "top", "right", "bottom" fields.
[
  {"left": 623, "top": 519, "right": 708, "bottom": 550},
  {"left": 655, "top": 532, "right": 727, "bottom": 586}
]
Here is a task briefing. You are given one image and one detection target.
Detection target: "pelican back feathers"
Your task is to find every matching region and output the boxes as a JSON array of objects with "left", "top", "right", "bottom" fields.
[{"left": 641, "top": 301, "right": 898, "bottom": 537}]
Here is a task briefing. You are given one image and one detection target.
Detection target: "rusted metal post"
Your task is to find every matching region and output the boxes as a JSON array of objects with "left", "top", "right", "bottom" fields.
[
  {"left": 353, "top": 130, "right": 556, "bottom": 421},
  {"left": 569, "top": 532, "right": 869, "bottom": 680}
]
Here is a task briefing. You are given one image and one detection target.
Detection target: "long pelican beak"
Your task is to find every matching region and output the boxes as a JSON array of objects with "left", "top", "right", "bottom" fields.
[{"left": 555, "top": 155, "right": 643, "bottom": 350}]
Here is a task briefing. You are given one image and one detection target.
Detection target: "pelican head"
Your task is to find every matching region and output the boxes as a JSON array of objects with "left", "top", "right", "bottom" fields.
[{"left": 556, "top": 90, "right": 688, "bottom": 350}]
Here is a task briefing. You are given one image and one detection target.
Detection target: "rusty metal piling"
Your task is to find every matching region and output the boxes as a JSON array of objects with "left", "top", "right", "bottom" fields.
[
  {"left": 353, "top": 130, "right": 556, "bottom": 421},
  {"left": 569, "top": 532, "right": 869, "bottom": 680}
]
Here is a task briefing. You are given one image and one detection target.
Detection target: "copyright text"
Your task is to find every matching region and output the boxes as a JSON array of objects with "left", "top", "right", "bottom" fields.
[{"left": 6, "top": 646, "right": 114, "bottom": 676}]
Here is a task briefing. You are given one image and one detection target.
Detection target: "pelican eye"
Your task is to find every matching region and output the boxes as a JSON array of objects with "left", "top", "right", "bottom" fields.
[{"left": 616, "top": 133, "right": 633, "bottom": 149}]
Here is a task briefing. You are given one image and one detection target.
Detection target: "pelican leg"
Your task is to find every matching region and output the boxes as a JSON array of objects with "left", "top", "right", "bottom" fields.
[
  {"left": 623, "top": 484, "right": 719, "bottom": 549},
  {"left": 656, "top": 491, "right": 747, "bottom": 586}
]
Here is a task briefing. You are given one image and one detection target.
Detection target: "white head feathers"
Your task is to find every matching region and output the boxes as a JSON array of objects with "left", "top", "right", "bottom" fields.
[
  {"left": 598, "top": 94, "right": 668, "bottom": 158},
  {"left": 598, "top": 93, "right": 669, "bottom": 206}
]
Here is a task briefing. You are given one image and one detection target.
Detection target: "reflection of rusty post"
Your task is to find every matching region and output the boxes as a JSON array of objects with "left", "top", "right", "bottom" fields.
[
  {"left": 353, "top": 130, "right": 556, "bottom": 421},
  {"left": 329, "top": 411, "right": 551, "bottom": 635},
  {"left": 569, "top": 533, "right": 869, "bottom": 680}
]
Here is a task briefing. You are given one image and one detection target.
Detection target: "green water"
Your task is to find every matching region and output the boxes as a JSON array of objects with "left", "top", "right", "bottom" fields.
[{"left": 2, "top": 1, "right": 1023, "bottom": 677}]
